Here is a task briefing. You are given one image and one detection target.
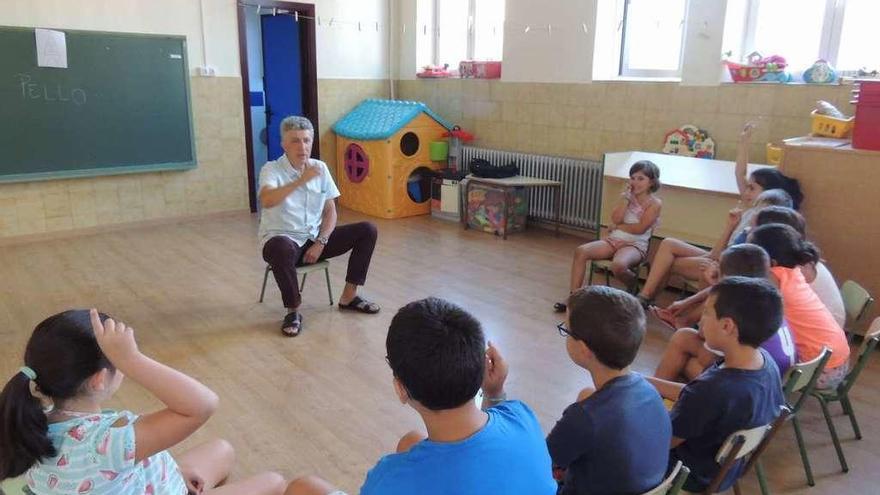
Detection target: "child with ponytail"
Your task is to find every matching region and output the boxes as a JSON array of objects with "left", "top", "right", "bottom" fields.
[
  {"left": 748, "top": 224, "right": 851, "bottom": 389},
  {"left": 0, "top": 309, "right": 289, "bottom": 494}
]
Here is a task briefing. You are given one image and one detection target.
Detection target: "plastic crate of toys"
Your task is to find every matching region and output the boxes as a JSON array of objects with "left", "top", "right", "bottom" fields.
[{"left": 466, "top": 183, "right": 528, "bottom": 236}]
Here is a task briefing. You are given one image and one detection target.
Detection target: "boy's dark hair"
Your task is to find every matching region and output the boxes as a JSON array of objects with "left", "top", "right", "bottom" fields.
[
  {"left": 750, "top": 168, "right": 803, "bottom": 210},
  {"left": 755, "top": 206, "right": 806, "bottom": 236},
  {"left": 0, "top": 310, "right": 115, "bottom": 480},
  {"left": 386, "top": 298, "right": 485, "bottom": 411},
  {"left": 755, "top": 188, "right": 793, "bottom": 209},
  {"left": 709, "top": 277, "right": 783, "bottom": 347},
  {"left": 719, "top": 244, "right": 770, "bottom": 279},
  {"left": 629, "top": 160, "right": 661, "bottom": 192},
  {"left": 567, "top": 286, "right": 645, "bottom": 369},
  {"left": 748, "top": 223, "right": 820, "bottom": 268}
]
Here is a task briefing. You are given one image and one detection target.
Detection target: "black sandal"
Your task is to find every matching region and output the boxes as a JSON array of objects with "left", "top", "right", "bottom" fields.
[
  {"left": 281, "top": 311, "right": 302, "bottom": 337},
  {"left": 338, "top": 296, "right": 380, "bottom": 314},
  {"left": 553, "top": 302, "right": 567, "bottom": 313}
]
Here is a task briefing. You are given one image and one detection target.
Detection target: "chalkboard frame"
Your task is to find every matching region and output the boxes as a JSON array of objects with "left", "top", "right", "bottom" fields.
[{"left": 0, "top": 26, "right": 197, "bottom": 183}]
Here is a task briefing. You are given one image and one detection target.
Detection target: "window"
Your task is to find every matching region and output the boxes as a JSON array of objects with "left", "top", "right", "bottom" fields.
[
  {"left": 430, "top": 0, "right": 505, "bottom": 70},
  {"left": 593, "top": 0, "right": 688, "bottom": 79},
  {"left": 723, "top": 0, "right": 880, "bottom": 74},
  {"left": 619, "top": 0, "right": 688, "bottom": 77}
]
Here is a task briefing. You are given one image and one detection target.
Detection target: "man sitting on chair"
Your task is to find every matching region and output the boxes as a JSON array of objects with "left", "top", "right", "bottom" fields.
[{"left": 259, "top": 115, "right": 380, "bottom": 337}]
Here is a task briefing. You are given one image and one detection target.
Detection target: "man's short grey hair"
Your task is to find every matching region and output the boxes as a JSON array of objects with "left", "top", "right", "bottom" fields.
[{"left": 280, "top": 116, "right": 314, "bottom": 135}]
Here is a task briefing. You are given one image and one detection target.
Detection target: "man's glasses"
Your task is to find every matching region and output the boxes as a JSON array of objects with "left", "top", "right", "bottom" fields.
[{"left": 557, "top": 321, "right": 572, "bottom": 338}]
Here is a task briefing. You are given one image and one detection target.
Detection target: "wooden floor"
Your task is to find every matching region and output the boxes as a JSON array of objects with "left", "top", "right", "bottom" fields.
[{"left": 1, "top": 209, "right": 879, "bottom": 494}]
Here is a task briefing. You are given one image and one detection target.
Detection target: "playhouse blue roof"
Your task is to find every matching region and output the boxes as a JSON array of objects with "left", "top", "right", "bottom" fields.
[{"left": 333, "top": 99, "right": 453, "bottom": 140}]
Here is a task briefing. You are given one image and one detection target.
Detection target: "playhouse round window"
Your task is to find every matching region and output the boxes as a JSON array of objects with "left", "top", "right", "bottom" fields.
[
  {"left": 400, "top": 131, "right": 420, "bottom": 157},
  {"left": 406, "top": 166, "right": 434, "bottom": 204},
  {"left": 344, "top": 143, "right": 370, "bottom": 183}
]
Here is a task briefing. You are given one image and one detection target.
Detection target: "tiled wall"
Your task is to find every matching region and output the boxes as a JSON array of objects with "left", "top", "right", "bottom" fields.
[
  {"left": 0, "top": 76, "right": 248, "bottom": 239},
  {"left": 316, "top": 79, "right": 389, "bottom": 174},
  {"left": 397, "top": 80, "right": 855, "bottom": 163}
]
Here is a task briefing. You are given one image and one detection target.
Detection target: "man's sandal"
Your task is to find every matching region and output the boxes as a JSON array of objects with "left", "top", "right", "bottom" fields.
[
  {"left": 338, "top": 296, "right": 380, "bottom": 314},
  {"left": 281, "top": 311, "right": 303, "bottom": 337}
]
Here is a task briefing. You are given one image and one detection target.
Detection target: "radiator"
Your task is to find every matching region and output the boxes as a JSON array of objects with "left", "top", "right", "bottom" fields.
[{"left": 460, "top": 146, "right": 604, "bottom": 231}]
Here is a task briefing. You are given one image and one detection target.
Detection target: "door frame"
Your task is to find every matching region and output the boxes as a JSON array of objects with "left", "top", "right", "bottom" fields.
[{"left": 237, "top": 0, "right": 319, "bottom": 212}]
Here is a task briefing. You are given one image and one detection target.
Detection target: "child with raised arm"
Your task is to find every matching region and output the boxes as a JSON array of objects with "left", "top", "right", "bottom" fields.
[
  {"left": 635, "top": 123, "right": 804, "bottom": 307},
  {"left": 0, "top": 309, "right": 288, "bottom": 495}
]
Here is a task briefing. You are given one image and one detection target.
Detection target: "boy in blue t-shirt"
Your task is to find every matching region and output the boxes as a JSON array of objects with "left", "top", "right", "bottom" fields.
[
  {"left": 648, "top": 277, "right": 785, "bottom": 492},
  {"left": 547, "top": 286, "right": 672, "bottom": 495},
  {"left": 286, "top": 297, "right": 557, "bottom": 495}
]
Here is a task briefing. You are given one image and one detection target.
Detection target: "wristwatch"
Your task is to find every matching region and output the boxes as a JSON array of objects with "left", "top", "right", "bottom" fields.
[{"left": 316, "top": 235, "right": 329, "bottom": 246}]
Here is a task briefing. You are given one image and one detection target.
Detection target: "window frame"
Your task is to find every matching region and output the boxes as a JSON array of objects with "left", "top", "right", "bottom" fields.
[{"left": 618, "top": 0, "right": 689, "bottom": 78}]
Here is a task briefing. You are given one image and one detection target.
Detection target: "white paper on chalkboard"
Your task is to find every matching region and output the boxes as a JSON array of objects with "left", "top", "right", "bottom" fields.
[{"left": 35, "top": 28, "right": 68, "bottom": 68}]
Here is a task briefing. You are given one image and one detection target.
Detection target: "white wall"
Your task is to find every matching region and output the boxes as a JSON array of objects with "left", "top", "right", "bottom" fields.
[
  {"left": 1, "top": 0, "right": 392, "bottom": 80},
  {"left": 0, "top": 0, "right": 240, "bottom": 76},
  {"left": 501, "top": 0, "right": 597, "bottom": 83},
  {"left": 680, "top": 0, "right": 728, "bottom": 85},
  {"left": 310, "top": 0, "right": 390, "bottom": 79}
]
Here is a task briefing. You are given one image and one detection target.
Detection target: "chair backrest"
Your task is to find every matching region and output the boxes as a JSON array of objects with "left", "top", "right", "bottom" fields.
[
  {"left": 840, "top": 280, "right": 874, "bottom": 329},
  {"left": 640, "top": 460, "right": 690, "bottom": 495},
  {"left": 783, "top": 347, "right": 831, "bottom": 412},
  {"left": 705, "top": 405, "right": 793, "bottom": 494},
  {"left": 839, "top": 322, "right": 880, "bottom": 395}
]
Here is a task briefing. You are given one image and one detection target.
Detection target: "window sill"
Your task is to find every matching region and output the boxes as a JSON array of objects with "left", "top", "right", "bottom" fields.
[{"left": 593, "top": 76, "right": 681, "bottom": 83}]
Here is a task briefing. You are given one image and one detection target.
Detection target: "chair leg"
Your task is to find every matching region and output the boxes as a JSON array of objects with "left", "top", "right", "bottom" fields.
[
  {"left": 792, "top": 415, "right": 816, "bottom": 486},
  {"left": 756, "top": 459, "right": 771, "bottom": 495},
  {"left": 840, "top": 394, "right": 862, "bottom": 440},
  {"left": 818, "top": 397, "right": 850, "bottom": 472},
  {"left": 324, "top": 267, "right": 334, "bottom": 305},
  {"left": 587, "top": 261, "right": 595, "bottom": 286},
  {"left": 733, "top": 482, "right": 742, "bottom": 495},
  {"left": 259, "top": 266, "right": 271, "bottom": 303},
  {"left": 301, "top": 273, "right": 308, "bottom": 291}
]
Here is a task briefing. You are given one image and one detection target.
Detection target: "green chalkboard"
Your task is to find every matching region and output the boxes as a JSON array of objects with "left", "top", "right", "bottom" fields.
[{"left": 0, "top": 26, "right": 196, "bottom": 183}]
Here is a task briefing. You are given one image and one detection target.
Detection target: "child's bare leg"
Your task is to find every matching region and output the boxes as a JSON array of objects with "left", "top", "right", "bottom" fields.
[
  {"left": 175, "top": 439, "right": 235, "bottom": 490},
  {"left": 610, "top": 246, "right": 643, "bottom": 289},
  {"left": 397, "top": 430, "right": 427, "bottom": 453},
  {"left": 284, "top": 475, "right": 342, "bottom": 495},
  {"left": 671, "top": 256, "right": 715, "bottom": 288},
  {"left": 638, "top": 239, "right": 707, "bottom": 299},
  {"left": 684, "top": 346, "right": 722, "bottom": 381},
  {"left": 208, "top": 472, "right": 288, "bottom": 495},
  {"left": 569, "top": 240, "right": 615, "bottom": 293},
  {"left": 654, "top": 328, "right": 706, "bottom": 381}
]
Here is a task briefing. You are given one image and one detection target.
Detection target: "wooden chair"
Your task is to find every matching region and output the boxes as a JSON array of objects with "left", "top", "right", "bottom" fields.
[
  {"left": 807, "top": 321, "right": 880, "bottom": 474},
  {"left": 686, "top": 405, "right": 793, "bottom": 495},
  {"left": 782, "top": 347, "right": 833, "bottom": 487},
  {"left": 641, "top": 460, "right": 690, "bottom": 495},
  {"left": 840, "top": 280, "right": 874, "bottom": 338},
  {"left": 259, "top": 260, "right": 334, "bottom": 305}
]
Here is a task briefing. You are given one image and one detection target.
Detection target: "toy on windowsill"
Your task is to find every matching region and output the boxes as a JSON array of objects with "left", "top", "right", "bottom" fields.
[
  {"left": 803, "top": 60, "right": 837, "bottom": 84},
  {"left": 662, "top": 124, "right": 716, "bottom": 159},
  {"left": 725, "top": 52, "right": 792, "bottom": 83},
  {"left": 417, "top": 64, "right": 453, "bottom": 78}
]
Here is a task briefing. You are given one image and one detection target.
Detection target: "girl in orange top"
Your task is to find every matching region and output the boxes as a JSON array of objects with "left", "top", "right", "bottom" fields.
[{"left": 748, "top": 224, "right": 850, "bottom": 389}]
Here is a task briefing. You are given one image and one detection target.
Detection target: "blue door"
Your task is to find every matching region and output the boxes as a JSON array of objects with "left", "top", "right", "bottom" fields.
[{"left": 261, "top": 14, "right": 304, "bottom": 161}]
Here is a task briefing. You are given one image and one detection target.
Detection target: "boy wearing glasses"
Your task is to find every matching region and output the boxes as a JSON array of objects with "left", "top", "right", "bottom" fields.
[
  {"left": 285, "top": 297, "right": 557, "bottom": 495},
  {"left": 548, "top": 286, "right": 671, "bottom": 494}
]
